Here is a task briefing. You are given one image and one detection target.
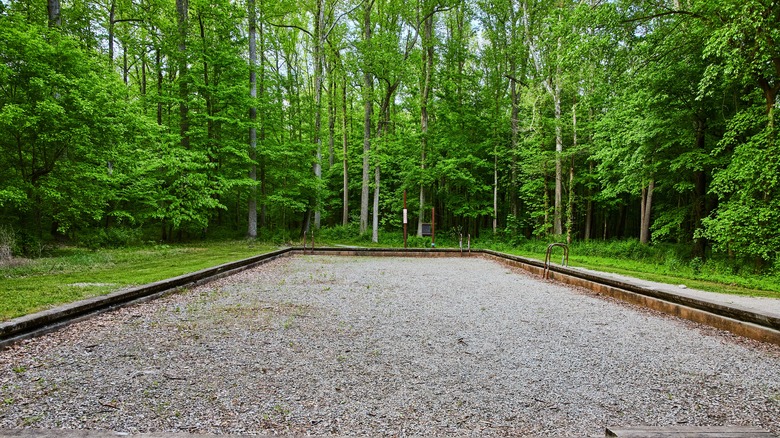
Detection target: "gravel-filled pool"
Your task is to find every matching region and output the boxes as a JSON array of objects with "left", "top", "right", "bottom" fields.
[{"left": 1, "top": 255, "right": 779, "bottom": 437}]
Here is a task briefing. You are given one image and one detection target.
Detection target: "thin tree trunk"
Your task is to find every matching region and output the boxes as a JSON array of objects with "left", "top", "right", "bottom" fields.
[
  {"left": 123, "top": 46, "right": 128, "bottom": 85},
  {"left": 360, "top": 0, "right": 373, "bottom": 235},
  {"left": 493, "top": 145, "right": 498, "bottom": 234},
  {"left": 156, "top": 48, "right": 163, "bottom": 125},
  {"left": 372, "top": 165, "right": 380, "bottom": 242},
  {"left": 141, "top": 49, "right": 147, "bottom": 96},
  {"left": 176, "top": 0, "right": 189, "bottom": 149},
  {"left": 312, "top": 0, "right": 325, "bottom": 229},
  {"left": 418, "top": 13, "right": 433, "bottom": 237},
  {"left": 342, "top": 75, "right": 349, "bottom": 225},
  {"left": 108, "top": 1, "right": 116, "bottom": 66},
  {"left": 247, "top": 0, "right": 258, "bottom": 237},
  {"left": 199, "top": 12, "right": 213, "bottom": 158},
  {"left": 543, "top": 170, "right": 550, "bottom": 235},
  {"left": 566, "top": 102, "right": 576, "bottom": 243},
  {"left": 692, "top": 118, "right": 707, "bottom": 257},
  {"left": 47, "top": 0, "right": 60, "bottom": 27},
  {"left": 371, "top": 87, "right": 394, "bottom": 243},
  {"left": 553, "top": 74, "right": 562, "bottom": 235},
  {"left": 640, "top": 179, "right": 655, "bottom": 244},
  {"left": 584, "top": 161, "right": 593, "bottom": 241},
  {"left": 567, "top": 161, "right": 574, "bottom": 244},
  {"left": 328, "top": 65, "right": 336, "bottom": 169},
  {"left": 258, "top": 9, "right": 267, "bottom": 228},
  {"left": 510, "top": 75, "right": 520, "bottom": 219}
]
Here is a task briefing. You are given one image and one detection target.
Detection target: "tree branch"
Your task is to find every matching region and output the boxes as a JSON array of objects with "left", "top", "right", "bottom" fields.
[
  {"left": 621, "top": 9, "right": 704, "bottom": 24},
  {"left": 112, "top": 18, "right": 143, "bottom": 24},
  {"left": 505, "top": 74, "right": 527, "bottom": 88},
  {"left": 324, "top": 0, "right": 366, "bottom": 39},
  {"left": 267, "top": 22, "right": 314, "bottom": 39}
]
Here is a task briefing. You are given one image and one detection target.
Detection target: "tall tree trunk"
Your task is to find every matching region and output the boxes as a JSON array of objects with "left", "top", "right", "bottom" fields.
[
  {"left": 692, "top": 118, "right": 708, "bottom": 257},
  {"left": 328, "top": 65, "right": 336, "bottom": 169},
  {"left": 509, "top": 75, "right": 520, "bottom": 219},
  {"left": 418, "top": 13, "right": 433, "bottom": 237},
  {"left": 312, "top": 0, "right": 325, "bottom": 229},
  {"left": 553, "top": 73, "right": 563, "bottom": 235},
  {"left": 584, "top": 161, "right": 593, "bottom": 241},
  {"left": 176, "top": 0, "right": 189, "bottom": 149},
  {"left": 156, "top": 47, "right": 163, "bottom": 125},
  {"left": 566, "top": 161, "right": 574, "bottom": 244},
  {"left": 493, "top": 144, "right": 498, "bottom": 234},
  {"left": 372, "top": 166, "right": 380, "bottom": 242},
  {"left": 108, "top": 0, "right": 116, "bottom": 66},
  {"left": 372, "top": 86, "right": 395, "bottom": 243},
  {"left": 141, "top": 49, "right": 147, "bottom": 96},
  {"left": 199, "top": 12, "right": 213, "bottom": 158},
  {"left": 123, "top": 46, "right": 129, "bottom": 85},
  {"left": 566, "top": 102, "right": 577, "bottom": 243},
  {"left": 47, "top": 0, "right": 60, "bottom": 27},
  {"left": 360, "top": 0, "right": 373, "bottom": 235},
  {"left": 543, "top": 171, "right": 550, "bottom": 235},
  {"left": 639, "top": 179, "right": 655, "bottom": 244},
  {"left": 342, "top": 75, "right": 349, "bottom": 225},
  {"left": 258, "top": 9, "right": 267, "bottom": 228},
  {"left": 247, "top": 0, "right": 258, "bottom": 237}
]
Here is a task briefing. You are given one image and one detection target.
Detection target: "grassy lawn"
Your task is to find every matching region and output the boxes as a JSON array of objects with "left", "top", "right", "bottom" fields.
[
  {"left": 491, "top": 245, "right": 780, "bottom": 299},
  {"left": 0, "top": 240, "right": 276, "bottom": 321}
]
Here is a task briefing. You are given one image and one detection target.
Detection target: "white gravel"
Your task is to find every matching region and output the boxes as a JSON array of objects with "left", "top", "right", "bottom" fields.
[{"left": 0, "top": 255, "right": 779, "bottom": 437}]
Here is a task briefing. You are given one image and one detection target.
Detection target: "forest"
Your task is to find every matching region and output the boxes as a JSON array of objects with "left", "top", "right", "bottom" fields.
[{"left": 0, "top": 0, "right": 778, "bottom": 268}]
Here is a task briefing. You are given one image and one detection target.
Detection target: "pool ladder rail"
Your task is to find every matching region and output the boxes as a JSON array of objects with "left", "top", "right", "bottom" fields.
[{"left": 543, "top": 243, "right": 569, "bottom": 279}]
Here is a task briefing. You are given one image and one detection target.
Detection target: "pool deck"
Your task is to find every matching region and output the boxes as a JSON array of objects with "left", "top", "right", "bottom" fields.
[{"left": 569, "top": 266, "right": 780, "bottom": 319}]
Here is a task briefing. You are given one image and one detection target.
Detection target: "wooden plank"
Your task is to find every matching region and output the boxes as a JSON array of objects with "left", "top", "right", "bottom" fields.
[{"left": 606, "top": 426, "right": 776, "bottom": 437}]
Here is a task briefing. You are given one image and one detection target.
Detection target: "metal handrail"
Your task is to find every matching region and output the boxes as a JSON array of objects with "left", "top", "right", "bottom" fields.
[
  {"left": 543, "top": 243, "right": 569, "bottom": 279},
  {"left": 302, "top": 230, "right": 315, "bottom": 254}
]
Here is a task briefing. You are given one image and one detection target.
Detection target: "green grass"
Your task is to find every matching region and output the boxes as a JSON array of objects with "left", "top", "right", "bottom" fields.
[
  {"left": 0, "top": 240, "right": 276, "bottom": 320},
  {"left": 484, "top": 241, "right": 780, "bottom": 299}
]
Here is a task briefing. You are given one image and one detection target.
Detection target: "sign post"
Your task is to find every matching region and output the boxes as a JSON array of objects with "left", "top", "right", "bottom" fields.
[
  {"left": 431, "top": 207, "right": 435, "bottom": 248},
  {"left": 403, "top": 190, "right": 408, "bottom": 248}
]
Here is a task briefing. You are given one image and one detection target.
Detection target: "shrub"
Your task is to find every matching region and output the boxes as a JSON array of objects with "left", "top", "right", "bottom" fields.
[
  {"left": 317, "top": 223, "right": 361, "bottom": 242},
  {"left": 14, "top": 231, "right": 45, "bottom": 258},
  {"left": 76, "top": 227, "right": 142, "bottom": 249},
  {"left": 689, "top": 257, "right": 703, "bottom": 275}
]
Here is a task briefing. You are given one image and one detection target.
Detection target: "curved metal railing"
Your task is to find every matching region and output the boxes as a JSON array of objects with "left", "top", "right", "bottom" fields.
[{"left": 543, "top": 243, "right": 569, "bottom": 279}]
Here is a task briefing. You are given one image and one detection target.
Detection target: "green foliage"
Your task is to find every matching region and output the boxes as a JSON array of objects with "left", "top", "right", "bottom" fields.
[
  {"left": 0, "top": 0, "right": 776, "bottom": 268},
  {"left": 75, "top": 227, "right": 143, "bottom": 250},
  {"left": 0, "top": 15, "right": 132, "bottom": 234},
  {"left": 702, "top": 108, "right": 780, "bottom": 262}
]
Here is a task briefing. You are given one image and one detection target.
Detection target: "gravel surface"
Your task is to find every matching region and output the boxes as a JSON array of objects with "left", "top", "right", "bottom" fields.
[{"left": 1, "top": 255, "right": 779, "bottom": 437}]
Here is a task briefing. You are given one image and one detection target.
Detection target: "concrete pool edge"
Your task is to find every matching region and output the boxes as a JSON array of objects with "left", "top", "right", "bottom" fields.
[
  {"left": 1, "top": 246, "right": 778, "bottom": 348},
  {"left": 476, "top": 250, "right": 780, "bottom": 346}
]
